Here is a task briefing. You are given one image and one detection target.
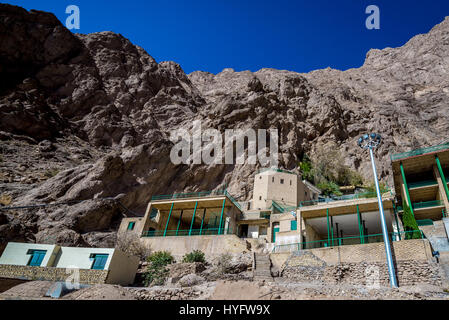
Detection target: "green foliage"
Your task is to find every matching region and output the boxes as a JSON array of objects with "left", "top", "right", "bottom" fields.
[
  {"left": 299, "top": 156, "right": 313, "bottom": 183},
  {"left": 401, "top": 201, "right": 422, "bottom": 240},
  {"left": 144, "top": 251, "right": 174, "bottom": 286},
  {"left": 317, "top": 181, "right": 342, "bottom": 197},
  {"left": 299, "top": 147, "right": 366, "bottom": 197},
  {"left": 182, "top": 250, "right": 206, "bottom": 263}
]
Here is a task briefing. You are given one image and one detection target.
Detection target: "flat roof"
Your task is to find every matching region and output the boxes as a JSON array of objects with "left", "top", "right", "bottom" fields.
[
  {"left": 150, "top": 195, "right": 241, "bottom": 212},
  {"left": 298, "top": 196, "right": 394, "bottom": 219}
]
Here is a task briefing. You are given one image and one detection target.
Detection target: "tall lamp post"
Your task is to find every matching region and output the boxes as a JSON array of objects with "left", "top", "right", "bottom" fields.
[{"left": 358, "top": 133, "right": 398, "bottom": 288}]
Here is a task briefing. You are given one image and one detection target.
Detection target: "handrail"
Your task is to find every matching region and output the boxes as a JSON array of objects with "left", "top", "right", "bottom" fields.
[
  {"left": 258, "top": 168, "right": 296, "bottom": 175},
  {"left": 271, "top": 200, "right": 285, "bottom": 213},
  {"left": 142, "top": 227, "right": 233, "bottom": 237},
  {"left": 271, "top": 230, "right": 424, "bottom": 253},
  {"left": 299, "top": 189, "right": 391, "bottom": 207},
  {"left": 151, "top": 189, "right": 242, "bottom": 210},
  {"left": 390, "top": 142, "right": 449, "bottom": 161},
  {"left": 408, "top": 179, "right": 438, "bottom": 189}
]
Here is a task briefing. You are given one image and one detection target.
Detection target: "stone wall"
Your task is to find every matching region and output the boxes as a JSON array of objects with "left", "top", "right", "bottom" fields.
[
  {"left": 276, "top": 239, "right": 444, "bottom": 287},
  {"left": 0, "top": 264, "right": 109, "bottom": 285}
]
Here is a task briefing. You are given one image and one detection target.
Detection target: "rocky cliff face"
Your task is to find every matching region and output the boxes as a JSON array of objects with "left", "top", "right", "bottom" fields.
[{"left": 0, "top": 4, "right": 448, "bottom": 248}]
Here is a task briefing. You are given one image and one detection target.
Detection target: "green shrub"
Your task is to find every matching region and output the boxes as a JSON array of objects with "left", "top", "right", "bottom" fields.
[
  {"left": 401, "top": 201, "right": 422, "bottom": 240},
  {"left": 317, "top": 181, "right": 342, "bottom": 197},
  {"left": 182, "top": 250, "right": 206, "bottom": 263},
  {"left": 144, "top": 251, "right": 174, "bottom": 286}
]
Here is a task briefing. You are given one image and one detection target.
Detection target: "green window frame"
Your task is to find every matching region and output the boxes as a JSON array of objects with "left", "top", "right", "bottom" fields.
[
  {"left": 27, "top": 250, "right": 47, "bottom": 267},
  {"left": 90, "top": 254, "right": 109, "bottom": 270},
  {"left": 127, "top": 222, "right": 136, "bottom": 230},
  {"left": 291, "top": 220, "right": 297, "bottom": 231}
]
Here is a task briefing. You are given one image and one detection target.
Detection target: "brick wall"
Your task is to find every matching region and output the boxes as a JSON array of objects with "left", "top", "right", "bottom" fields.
[
  {"left": 277, "top": 239, "right": 444, "bottom": 287},
  {"left": 0, "top": 264, "right": 109, "bottom": 285}
]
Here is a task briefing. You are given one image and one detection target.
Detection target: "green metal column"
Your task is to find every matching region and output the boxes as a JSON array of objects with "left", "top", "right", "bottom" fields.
[
  {"left": 330, "top": 216, "right": 334, "bottom": 246},
  {"left": 199, "top": 208, "right": 206, "bottom": 235},
  {"left": 356, "top": 205, "right": 364, "bottom": 244},
  {"left": 218, "top": 198, "right": 226, "bottom": 235},
  {"left": 400, "top": 162, "right": 415, "bottom": 217},
  {"left": 176, "top": 210, "right": 184, "bottom": 236},
  {"left": 326, "top": 209, "right": 331, "bottom": 247},
  {"left": 436, "top": 155, "right": 449, "bottom": 203},
  {"left": 163, "top": 202, "right": 175, "bottom": 237},
  {"left": 189, "top": 202, "right": 198, "bottom": 236}
]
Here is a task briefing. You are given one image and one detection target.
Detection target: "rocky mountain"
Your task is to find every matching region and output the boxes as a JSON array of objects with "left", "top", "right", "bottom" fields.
[{"left": 0, "top": 3, "right": 448, "bottom": 248}]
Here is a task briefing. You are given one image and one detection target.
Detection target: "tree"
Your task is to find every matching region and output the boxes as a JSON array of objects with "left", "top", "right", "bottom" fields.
[{"left": 401, "top": 201, "right": 421, "bottom": 240}]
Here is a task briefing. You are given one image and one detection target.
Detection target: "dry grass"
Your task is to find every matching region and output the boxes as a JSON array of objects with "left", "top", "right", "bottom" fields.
[
  {"left": 0, "top": 194, "right": 12, "bottom": 206},
  {"left": 116, "top": 231, "right": 151, "bottom": 261}
]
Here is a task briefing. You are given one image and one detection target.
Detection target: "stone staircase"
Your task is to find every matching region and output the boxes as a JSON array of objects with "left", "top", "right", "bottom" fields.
[{"left": 253, "top": 253, "right": 274, "bottom": 282}]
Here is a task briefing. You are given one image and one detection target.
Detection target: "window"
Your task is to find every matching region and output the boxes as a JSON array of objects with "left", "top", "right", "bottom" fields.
[
  {"left": 27, "top": 250, "right": 47, "bottom": 267},
  {"left": 127, "top": 222, "right": 135, "bottom": 230},
  {"left": 291, "top": 220, "right": 297, "bottom": 231},
  {"left": 259, "top": 196, "right": 262, "bottom": 200},
  {"left": 280, "top": 179, "right": 284, "bottom": 184},
  {"left": 290, "top": 180, "right": 292, "bottom": 186},
  {"left": 90, "top": 254, "right": 109, "bottom": 270},
  {"left": 150, "top": 208, "right": 158, "bottom": 219},
  {"left": 272, "top": 177, "right": 274, "bottom": 183}
]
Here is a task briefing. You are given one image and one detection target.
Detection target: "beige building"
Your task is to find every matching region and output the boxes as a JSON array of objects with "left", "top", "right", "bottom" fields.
[{"left": 0, "top": 242, "right": 139, "bottom": 286}]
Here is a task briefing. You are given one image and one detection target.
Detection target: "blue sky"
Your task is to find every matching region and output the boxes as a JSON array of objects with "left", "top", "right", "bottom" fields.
[{"left": 6, "top": 0, "right": 449, "bottom": 74}]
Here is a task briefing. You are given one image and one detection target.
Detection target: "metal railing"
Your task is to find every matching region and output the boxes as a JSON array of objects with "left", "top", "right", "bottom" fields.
[
  {"left": 408, "top": 179, "right": 438, "bottom": 189},
  {"left": 271, "top": 230, "right": 424, "bottom": 253},
  {"left": 142, "top": 227, "right": 233, "bottom": 237},
  {"left": 417, "top": 219, "right": 434, "bottom": 226},
  {"left": 299, "top": 189, "right": 391, "bottom": 207},
  {"left": 258, "top": 168, "right": 295, "bottom": 175},
  {"left": 412, "top": 200, "right": 444, "bottom": 210},
  {"left": 150, "top": 189, "right": 242, "bottom": 210},
  {"left": 390, "top": 142, "right": 449, "bottom": 161}
]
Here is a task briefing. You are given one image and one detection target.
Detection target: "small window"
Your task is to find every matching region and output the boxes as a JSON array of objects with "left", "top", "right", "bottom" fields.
[
  {"left": 27, "top": 250, "right": 47, "bottom": 267},
  {"left": 272, "top": 177, "right": 274, "bottom": 183},
  {"left": 90, "top": 254, "right": 109, "bottom": 270},
  {"left": 280, "top": 179, "right": 284, "bottom": 184},
  {"left": 290, "top": 180, "right": 292, "bottom": 186},
  {"left": 259, "top": 176, "right": 262, "bottom": 179},
  {"left": 259, "top": 196, "right": 262, "bottom": 200},
  {"left": 127, "top": 222, "right": 135, "bottom": 230},
  {"left": 291, "top": 220, "right": 297, "bottom": 231},
  {"left": 150, "top": 208, "right": 158, "bottom": 219}
]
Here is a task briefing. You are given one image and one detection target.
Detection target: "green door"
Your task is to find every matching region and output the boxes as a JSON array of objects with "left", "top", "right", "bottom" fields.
[{"left": 273, "top": 227, "right": 280, "bottom": 243}]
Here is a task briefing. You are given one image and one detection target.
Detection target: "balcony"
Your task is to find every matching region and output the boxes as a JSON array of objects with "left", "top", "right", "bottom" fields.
[{"left": 299, "top": 189, "right": 391, "bottom": 208}]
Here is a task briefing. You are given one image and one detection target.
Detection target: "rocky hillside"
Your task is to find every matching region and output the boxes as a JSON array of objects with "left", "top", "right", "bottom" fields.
[{"left": 0, "top": 4, "right": 448, "bottom": 248}]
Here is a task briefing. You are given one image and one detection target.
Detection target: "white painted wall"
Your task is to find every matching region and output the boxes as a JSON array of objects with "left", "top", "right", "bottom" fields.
[
  {"left": 53, "top": 247, "right": 115, "bottom": 270},
  {"left": 0, "top": 243, "right": 58, "bottom": 267}
]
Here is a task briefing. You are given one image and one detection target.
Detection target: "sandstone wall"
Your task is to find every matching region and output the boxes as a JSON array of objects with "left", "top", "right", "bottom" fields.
[
  {"left": 0, "top": 265, "right": 109, "bottom": 285},
  {"left": 140, "top": 234, "right": 250, "bottom": 260}
]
